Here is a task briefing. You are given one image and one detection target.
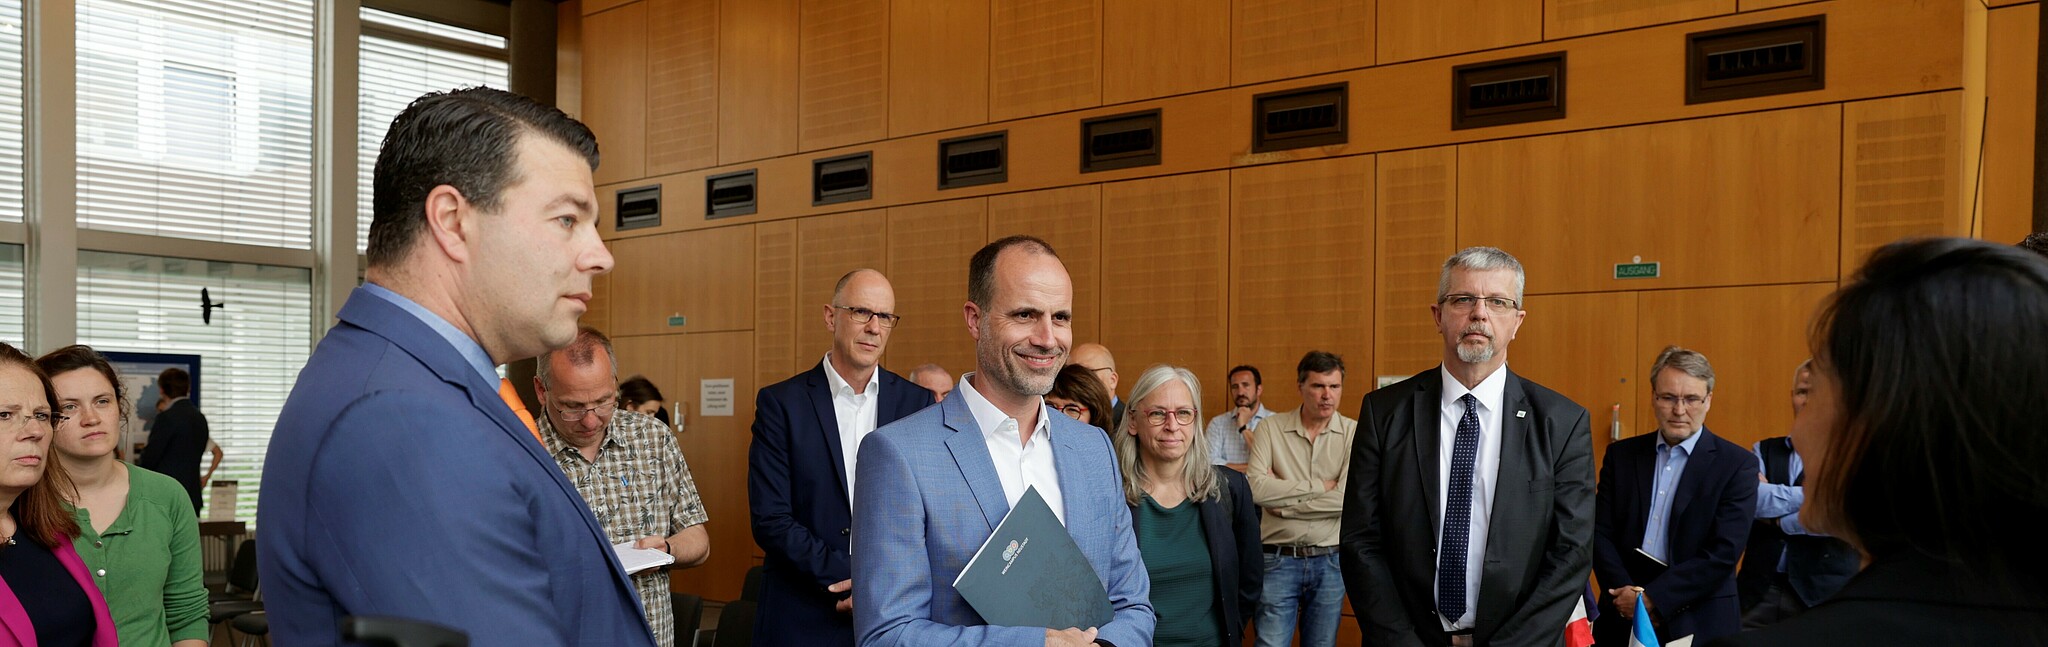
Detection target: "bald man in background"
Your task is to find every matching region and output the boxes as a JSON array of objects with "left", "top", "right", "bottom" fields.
[
  {"left": 908, "top": 364, "right": 953, "bottom": 403},
  {"left": 1070, "top": 342, "right": 1122, "bottom": 428},
  {"left": 749, "top": 269, "right": 934, "bottom": 647}
]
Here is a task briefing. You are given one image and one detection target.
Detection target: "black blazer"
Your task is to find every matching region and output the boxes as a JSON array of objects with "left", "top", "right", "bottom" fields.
[
  {"left": 747, "top": 362, "right": 932, "bottom": 647},
  {"left": 1592, "top": 428, "right": 1758, "bottom": 647},
  {"left": 1127, "top": 466, "right": 1262, "bottom": 647},
  {"left": 1708, "top": 552, "right": 2048, "bottom": 647},
  {"left": 1340, "top": 367, "right": 1596, "bottom": 647},
  {"left": 139, "top": 398, "right": 209, "bottom": 509}
]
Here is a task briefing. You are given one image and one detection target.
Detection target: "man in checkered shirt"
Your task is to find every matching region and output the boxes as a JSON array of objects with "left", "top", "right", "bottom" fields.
[{"left": 535, "top": 326, "right": 710, "bottom": 647}]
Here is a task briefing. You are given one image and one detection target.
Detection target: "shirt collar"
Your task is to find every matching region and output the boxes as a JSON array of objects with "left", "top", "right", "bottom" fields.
[
  {"left": 1440, "top": 363, "right": 1510, "bottom": 414},
  {"left": 956, "top": 372, "right": 1052, "bottom": 442},
  {"left": 1658, "top": 427, "right": 1706, "bottom": 455},
  {"left": 821, "top": 353, "right": 880, "bottom": 398},
  {"left": 361, "top": 282, "right": 499, "bottom": 385}
]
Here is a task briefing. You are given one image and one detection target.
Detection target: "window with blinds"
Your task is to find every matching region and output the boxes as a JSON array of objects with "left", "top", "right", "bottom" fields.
[
  {"left": 76, "top": 0, "right": 315, "bottom": 249},
  {"left": 78, "top": 251, "right": 312, "bottom": 524},
  {"left": 1, "top": 0, "right": 25, "bottom": 224},
  {"left": 0, "top": 244, "right": 21, "bottom": 347},
  {"left": 357, "top": 7, "right": 508, "bottom": 253}
]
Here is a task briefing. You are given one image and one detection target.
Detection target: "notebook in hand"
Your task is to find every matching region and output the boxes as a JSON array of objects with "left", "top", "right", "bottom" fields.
[
  {"left": 1625, "top": 547, "right": 1670, "bottom": 584},
  {"left": 953, "top": 486, "right": 1113, "bottom": 629}
]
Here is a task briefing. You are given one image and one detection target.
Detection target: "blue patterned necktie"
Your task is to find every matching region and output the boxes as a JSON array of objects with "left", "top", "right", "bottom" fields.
[{"left": 1438, "top": 393, "right": 1482, "bottom": 623}]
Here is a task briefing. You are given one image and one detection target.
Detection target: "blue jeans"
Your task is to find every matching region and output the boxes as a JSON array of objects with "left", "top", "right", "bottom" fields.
[{"left": 1255, "top": 552, "right": 1345, "bottom": 647}]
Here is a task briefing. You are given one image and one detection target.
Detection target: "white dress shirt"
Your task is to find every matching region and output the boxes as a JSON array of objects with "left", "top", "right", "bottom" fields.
[
  {"left": 1435, "top": 364, "right": 1509, "bottom": 631},
  {"left": 822, "top": 354, "right": 882, "bottom": 508},
  {"left": 956, "top": 372, "right": 1064, "bottom": 525}
]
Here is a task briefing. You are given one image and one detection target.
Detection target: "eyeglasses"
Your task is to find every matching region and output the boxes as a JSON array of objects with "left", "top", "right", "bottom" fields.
[
  {"left": 1440, "top": 294, "right": 1520, "bottom": 313},
  {"left": 833, "top": 305, "right": 902, "bottom": 328},
  {"left": 553, "top": 397, "right": 619, "bottom": 422},
  {"left": 1143, "top": 408, "right": 1197, "bottom": 427},
  {"left": 1653, "top": 394, "right": 1707, "bottom": 409},
  {"left": 0, "top": 409, "right": 60, "bottom": 430},
  {"left": 1053, "top": 403, "right": 1089, "bottom": 420}
]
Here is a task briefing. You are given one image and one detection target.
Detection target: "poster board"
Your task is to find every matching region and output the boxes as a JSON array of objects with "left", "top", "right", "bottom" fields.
[{"left": 100, "top": 351, "right": 203, "bottom": 461}]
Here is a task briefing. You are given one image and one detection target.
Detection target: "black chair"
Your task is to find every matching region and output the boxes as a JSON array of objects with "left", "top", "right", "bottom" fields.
[
  {"left": 229, "top": 611, "right": 268, "bottom": 647},
  {"left": 211, "top": 538, "right": 259, "bottom": 602},
  {"left": 710, "top": 600, "right": 755, "bottom": 647},
  {"left": 740, "top": 566, "right": 764, "bottom": 602},
  {"left": 341, "top": 616, "right": 470, "bottom": 647},
  {"left": 672, "top": 593, "right": 705, "bottom": 647}
]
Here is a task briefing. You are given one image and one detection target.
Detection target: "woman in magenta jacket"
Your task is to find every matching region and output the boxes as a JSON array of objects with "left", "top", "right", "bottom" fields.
[{"left": 0, "top": 342, "right": 118, "bottom": 647}]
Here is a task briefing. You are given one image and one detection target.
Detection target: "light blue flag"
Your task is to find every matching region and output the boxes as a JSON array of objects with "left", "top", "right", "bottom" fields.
[{"left": 1627, "top": 593, "right": 1659, "bottom": 647}]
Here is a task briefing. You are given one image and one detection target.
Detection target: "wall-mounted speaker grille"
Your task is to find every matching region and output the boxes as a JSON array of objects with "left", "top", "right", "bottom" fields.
[
  {"left": 616, "top": 185, "right": 661, "bottom": 231},
  {"left": 813, "top": 152, "right": 873, "bottom": 205},
  {"left": 938, "top": 132, "right": 1007, "bottom": 189},
  {"left": 1253, "top": 82, "right": 1347, "bottom": 153},
  {"left": 1686, "top": 16, "right": 1825, "bottom": 105},
  {"left": 1082, "top": 109, "right": 1162, "bottom": 173},
  {"left": 1453, "top": 52, "right": 1566, "bottom": 130},
  {"left": 705, "top": 170, "right": 756, "bottom": 219}
]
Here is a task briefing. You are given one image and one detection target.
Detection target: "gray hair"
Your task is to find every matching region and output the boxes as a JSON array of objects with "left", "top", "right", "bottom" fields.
[
  {"left": 1650, "top": 345, "right": 1715, "bottom": 393},
  {"left": 537, "top": 326, "right": 618, "bottom": 388},
  {"left": 1438, "top": 246, "right": 1527, "bottom": 303},
  {"left": 1112, "top": 365, "right": 1218, "bottom": 507}
]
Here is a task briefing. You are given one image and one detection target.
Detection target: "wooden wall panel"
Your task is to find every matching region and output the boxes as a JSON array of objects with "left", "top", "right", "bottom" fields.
[
  {"left": 608, "top": 226, "right": 757, "bottom": 337},
  {"left": 1984, "top": 4, "right": 2037, "bottom": 246},
  {"left": 755, "top": 220, "right": 800, "bottom": 390},
  {"left": 798, "top": 211, "right": 890, "bottom": 359},
  {"left": 558, "top": 1, "right": 583, "bottom": 117},
  {"left": 1374, "top": 147, "right": 1458, "bottom": 381},
  {"left": 1229, "top": 157, "right": 1374, "bottom": 417},
  {"left": 885, "top": 199, "right": 986, "bottom": 380},
  {"left": 889, "top": 0, "right": 990, "bottom": 137},
  {"left": 800, "top": 0, "right": 889, "bottom": 152},
  {"left": 719, "top": 0, "right": 799, "bottom": 164},
  {"left": 987, "top": 186, "right": 1104, "bottom": 343},
  {"left": 1231, "top": 0, "right": 1373, "bottom": 85},
  {"left": 1377, "top": 0, "right": 1540, "bottom": 65},
  {"left": 584, "top": 0, "right": 637, "bottom": 15},
  {"left": 990, "top": 0, "right": 1100, "bottom": 121},
  {"left": 1635, "top": 283, "right": 1834, "bottom": 458},
  {"left": 647, "top": 0, "right": 720, "bottom": 175},
  {"left": 1842, "top": 92, "right": 1966, "bottom": 278},
  {"left": 1103, "top": 0, "right": 1229, "bottom": 105},
  {"left": 582, "top": 2, "right": 648, "bottom": 185},
  {"left": 583, "top": 271, "right": 613, "bottom": 334},
  {"left": 1460, "top": 105, "right": 1842, "bottom": 295},
  {"left": 1546, "top": 0, "right": 1733, "bottom": 40},
  {"left": 1738, "top": 0, "right": 1818, "bottom": 10},
  {"left": 1513, "top": 292, "right": 1638, "bottom": 470},
  {"left": 1100, "top": 172, "right": 1230, "bottom": 407}
]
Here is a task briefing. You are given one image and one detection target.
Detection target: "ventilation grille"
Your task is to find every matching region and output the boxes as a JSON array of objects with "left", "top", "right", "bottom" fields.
[
  {"left": 1082, "top": 109, "right": 1162, "bottom": 173},
  {"left": 813, "top": 152, "right": 873, "bottom": 206},
  {"left": 616, "top": 185, "right": 661, "bottom": 231},
  {"left": 938, "top": 132, "right": 1007, "bottom": 189},
  {"left": 1253, "top": 82, "right": 1347, "bottom": 153},
  {"left": 705, "top": 170, "right": 756, "bottom": 219},
  {"left": 1687, "top": 16, "right": 1825, "bottom": 105},
  {"left": 1453, "top": 52, "right": 1566, "bottom": 130}
]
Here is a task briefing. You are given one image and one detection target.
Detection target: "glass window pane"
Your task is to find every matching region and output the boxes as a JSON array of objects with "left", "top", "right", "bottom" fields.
[{"left": 357, "top": 7, "right": 508, "bottom": 253}]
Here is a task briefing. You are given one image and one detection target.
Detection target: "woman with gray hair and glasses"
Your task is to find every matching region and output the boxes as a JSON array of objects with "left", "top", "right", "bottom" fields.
[{"left": 1112, "top": 365, "right": 1262, "bottom": 647}]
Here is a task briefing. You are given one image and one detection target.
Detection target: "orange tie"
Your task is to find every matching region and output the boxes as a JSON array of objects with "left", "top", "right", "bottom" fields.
[{"left": 498, "top": 378, "right": 545, "bottom": 446}]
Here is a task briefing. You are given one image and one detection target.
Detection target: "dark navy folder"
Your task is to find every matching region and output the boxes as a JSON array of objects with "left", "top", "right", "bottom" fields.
[{"left": 952, "top": 486, "right": 1114, "bottom": 629}]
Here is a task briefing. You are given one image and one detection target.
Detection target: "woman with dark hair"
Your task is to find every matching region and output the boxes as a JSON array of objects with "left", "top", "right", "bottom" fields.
[
  {"left": 0, "top": 342, "right": 119, "bottom": 647},
  {"left": 1710, "top": 238, "right": 2048, "bottom": 647},
  {"left": 1046, "top": 363, "right": 1114, "bottom": 435},
  {"left": 618, "top": 375, "right": 669, "bottom": 426},
  {"left": 37, "top": 345, "right": 209, "bottom": 647},
  {"left": 1113, "top": 365, "right": 1261, "bottom": 647}
]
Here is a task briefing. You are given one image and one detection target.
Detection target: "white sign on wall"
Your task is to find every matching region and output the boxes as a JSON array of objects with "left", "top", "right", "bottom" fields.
[{"left": 700, "top": 378, "right": 734, "bottom": 417}]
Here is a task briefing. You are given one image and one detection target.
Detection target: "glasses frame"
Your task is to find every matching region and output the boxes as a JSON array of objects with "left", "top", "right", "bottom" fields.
[
  {"left": 1142, "top": 408, "right": 1197, "bottom": 427},
  {"left": 832, "top": 304, "right": 903, "bottom": 328},
  {"left": 553, "top": 396, "right": 620, "bottom": 422},
  {"left": 1438, "top": 293, "right": 1521, "bottom": 313}
]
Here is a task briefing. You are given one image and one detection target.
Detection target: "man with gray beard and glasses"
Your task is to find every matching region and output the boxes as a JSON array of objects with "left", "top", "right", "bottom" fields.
[{"left": 1340, "top": 247, "right": 1595, "bottom": 647}]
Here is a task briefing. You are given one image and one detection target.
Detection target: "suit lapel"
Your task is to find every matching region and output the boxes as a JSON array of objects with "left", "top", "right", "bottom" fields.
[
  {"left": 1671, "top": 428, "right": 1717, "bottom": 523},
  {"left": 806, "top": 366, "right": 854, "bottom": 501},
  {"left": 1413, "top": 377, "right": 1444, "bottom": 534},
  {"left": 1049, "top": 414, "right": 1092, "bottom": 525},
  {"left": 941, "top": 395, "right": 1012, "bottom": 531},
  {"left": 1479, "top": 375, "right": 1536, "bottom": 629}
]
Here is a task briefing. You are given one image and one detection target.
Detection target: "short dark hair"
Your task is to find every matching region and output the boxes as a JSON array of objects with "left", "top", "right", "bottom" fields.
[
  {"left": 969, "top": 235, "right": 1057, "bottom": 309},
  {"left": 1296, "top": 351, "right": 1345, "bottom": 383},
  {"left": 618, "top": 375, "right": 665, "bottom": 408},
  {"left": 2020, "top": 231, "right": 2048, "bottom": 258},
  {"left": 158, "top": 367, "right": 191, "bottom": 399},
  {"left": 1048, "top": 363, "right": 1114, "bottom": 436},
  {"left": 365, "top": 87, "right": 600, "bottom": 267},
  {"left": 1809, "top": 237, "right": 2048, "bottom": 600},
  {"left": 1228, "top": 365, "right": 1262, "bottom": 386},
  {"left": 35, "top": 345, "right": 128, "bottom": 429}
]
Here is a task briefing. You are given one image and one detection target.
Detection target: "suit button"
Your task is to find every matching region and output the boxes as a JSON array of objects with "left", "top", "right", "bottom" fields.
[
  {"left": 841, "top": 528, "right": 851, "bottom": 536},
  {"left": 97, "top": 569, "right": 107, "bottom": 577}
]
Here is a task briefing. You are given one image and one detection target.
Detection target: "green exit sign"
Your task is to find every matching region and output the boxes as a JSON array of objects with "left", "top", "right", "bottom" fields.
[
  {"left": 1614, "top": 262, "right": 1660, "bottom": 279},
  {"left": 667, "top": 315, "right": 688, "bottom": 327}
]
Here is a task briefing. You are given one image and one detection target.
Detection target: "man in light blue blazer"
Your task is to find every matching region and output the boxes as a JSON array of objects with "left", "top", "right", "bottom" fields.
[
  {"left": 258, "top": 88, "right": 653, "bottom": 646},
  {"left": 852, "top": 236, "right": 1155, "bottom": 647}
]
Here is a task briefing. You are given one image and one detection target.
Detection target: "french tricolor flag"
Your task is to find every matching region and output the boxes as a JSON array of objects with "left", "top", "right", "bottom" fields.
[{"left": 1564, "top": 596, "right": 1593, "bottom": 647}]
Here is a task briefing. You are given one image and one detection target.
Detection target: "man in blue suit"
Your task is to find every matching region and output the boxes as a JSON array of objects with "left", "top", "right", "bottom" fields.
[
  {"left": 749, "top": 268, "right": 933, "bottom": 646},
  {"left": 258, "top": 87, "right": 653, "bottom": 647},
  {"left": 852, "top": 236, "right": 1154, "bottom": 647},
  {"left": 1592, "top": 347, "right": 1758, "bottom": 646}
]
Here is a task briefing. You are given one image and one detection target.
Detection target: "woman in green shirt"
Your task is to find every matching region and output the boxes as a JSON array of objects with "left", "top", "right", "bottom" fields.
[
  {"left": 1112, "top": 365, "right": 1262, "bottom": 647},
  {"left": 38, "top": 346, "right": 208, "bottom": 647}
]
